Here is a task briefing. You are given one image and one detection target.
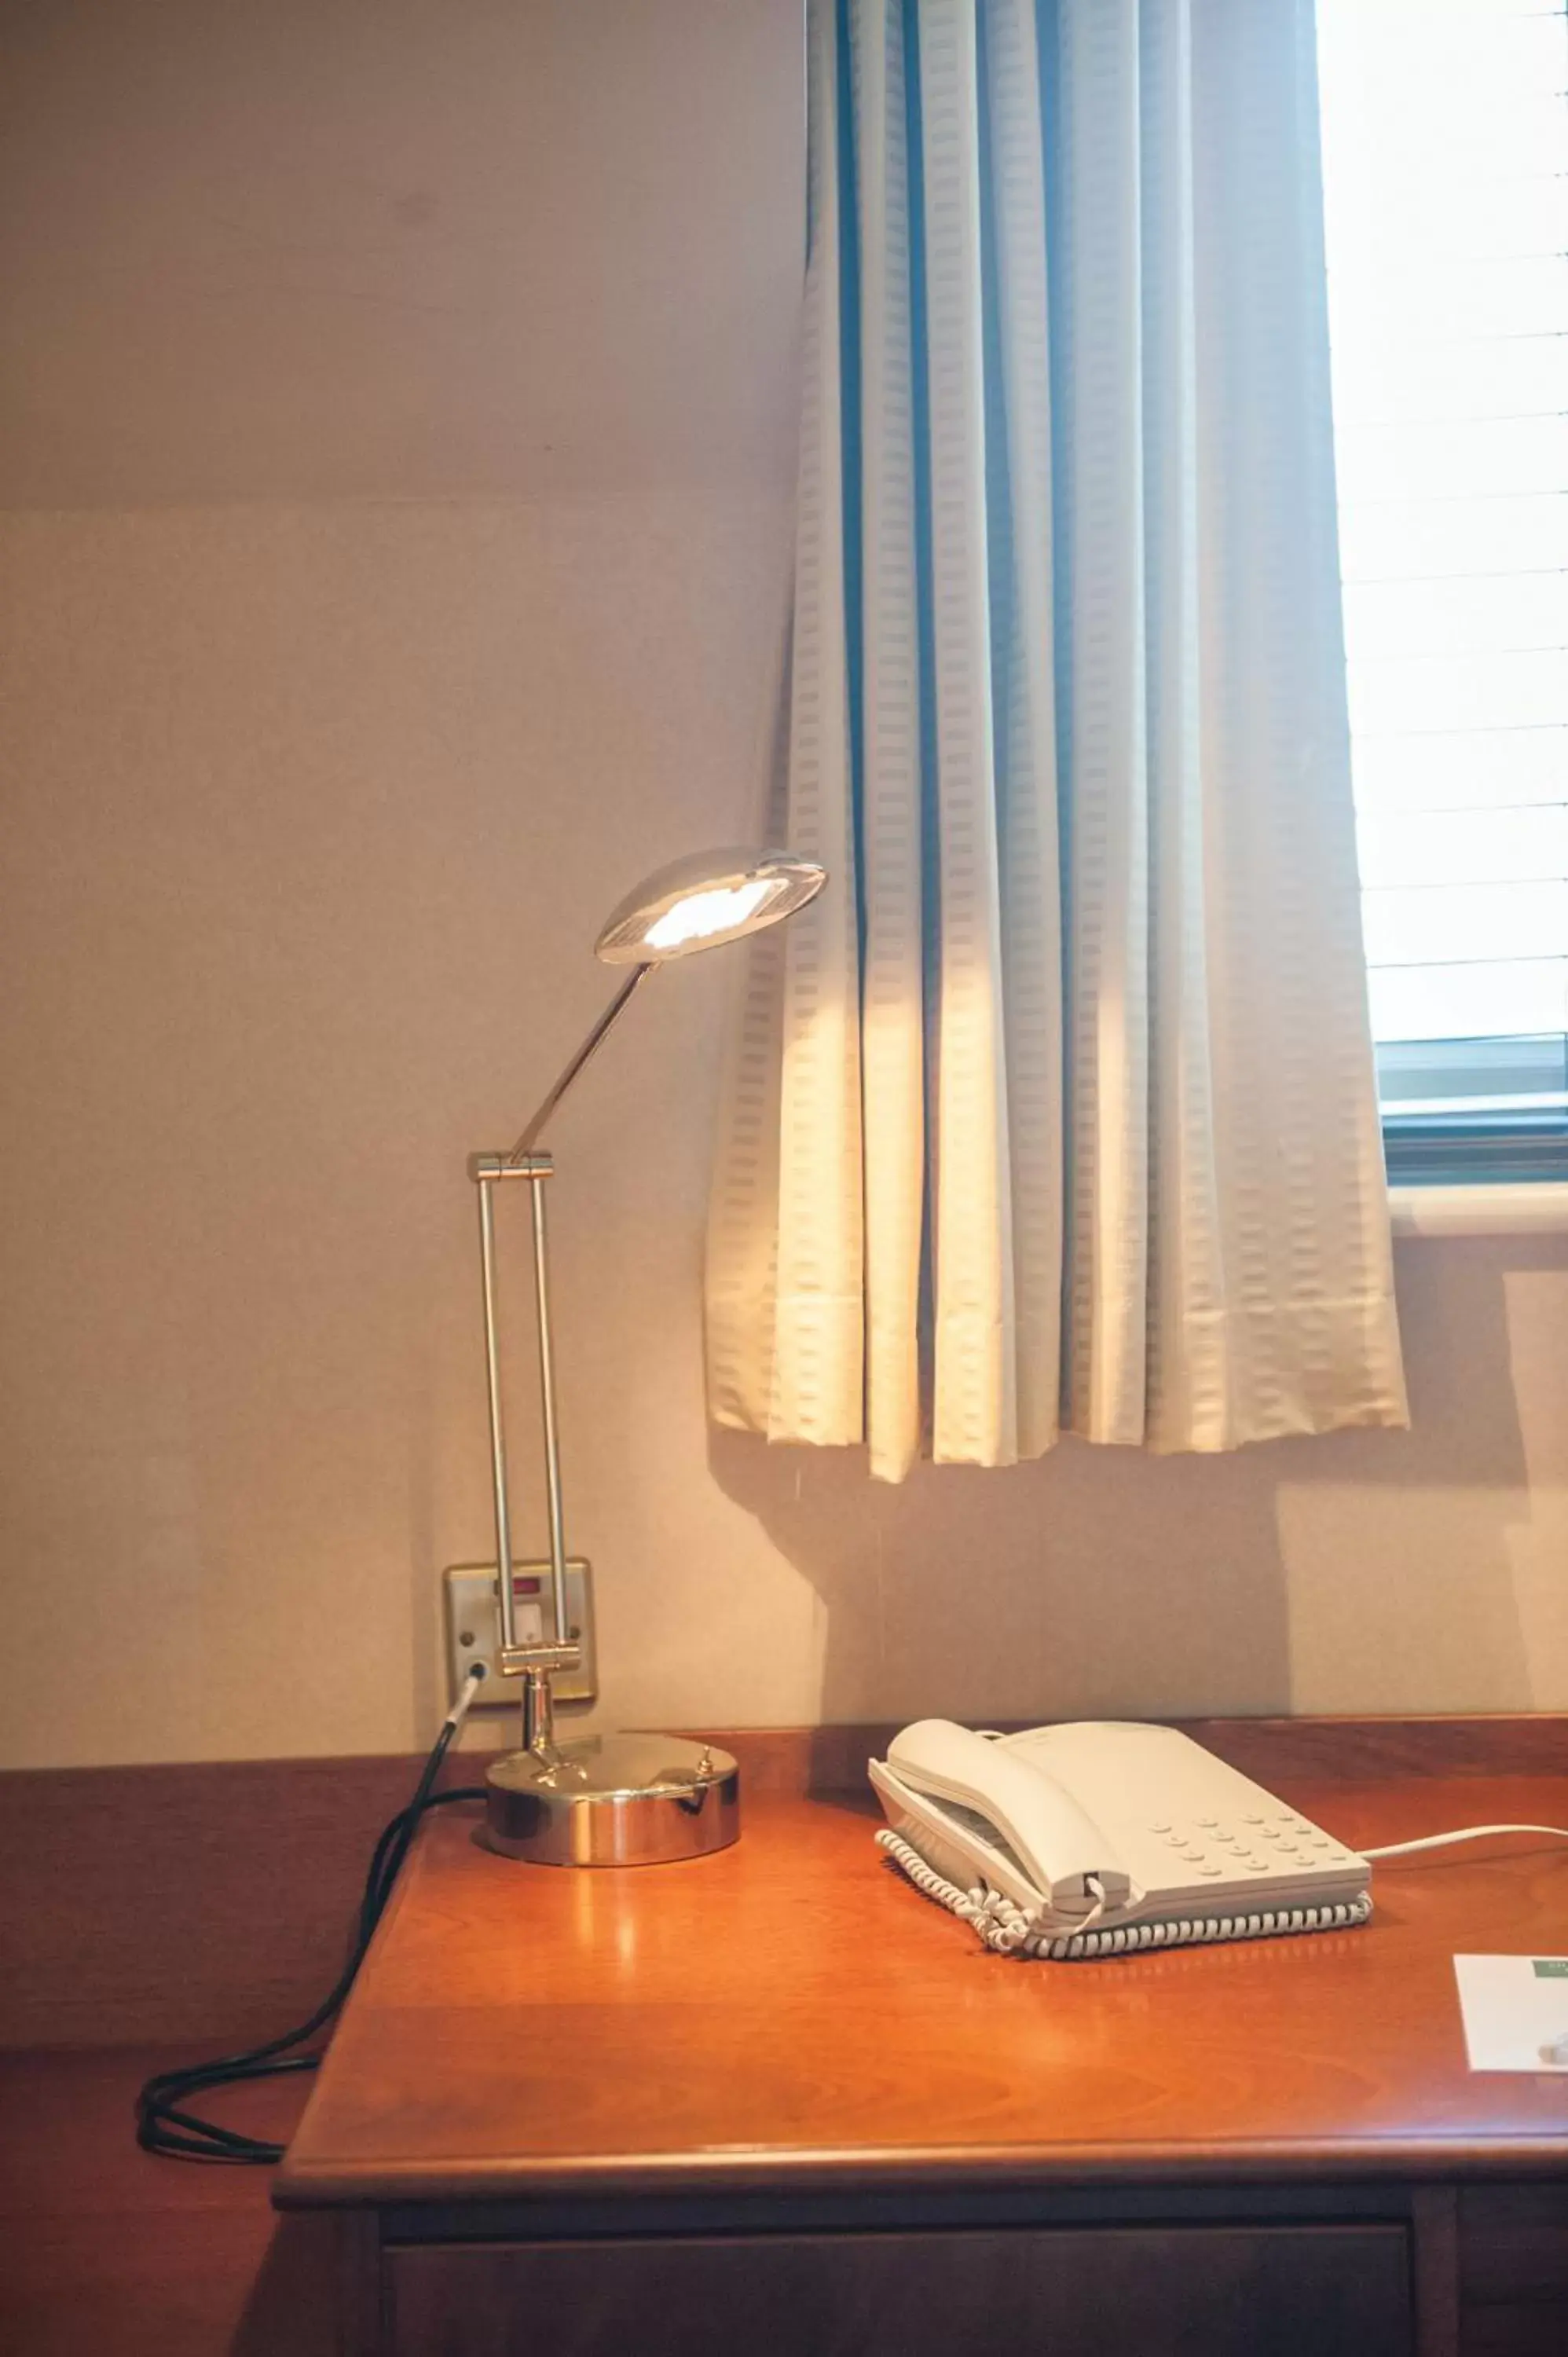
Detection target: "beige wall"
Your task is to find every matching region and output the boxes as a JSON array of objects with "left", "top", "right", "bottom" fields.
[{"left": 2, "top": 0, "right": 1564, "bottom": 1770}]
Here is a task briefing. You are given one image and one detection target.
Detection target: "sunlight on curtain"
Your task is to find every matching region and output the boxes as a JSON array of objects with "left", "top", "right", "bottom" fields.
[{"left": 707, "top": 0, "right": 1408, "bottom": 1479}]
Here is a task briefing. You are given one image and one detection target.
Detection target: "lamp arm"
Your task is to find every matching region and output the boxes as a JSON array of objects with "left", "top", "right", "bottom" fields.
[{"left": 507, "top": 962, "right": 655, "bottom": 1162}]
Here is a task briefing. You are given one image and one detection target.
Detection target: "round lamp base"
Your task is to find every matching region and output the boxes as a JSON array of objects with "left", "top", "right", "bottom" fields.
[{"left": 484, "top": 1731, "right": 740, "bottom": 1867}]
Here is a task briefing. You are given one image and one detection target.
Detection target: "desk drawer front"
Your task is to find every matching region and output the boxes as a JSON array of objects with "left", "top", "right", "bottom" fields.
[
  {"left": 1460, "top": 2186, "right": 1568, "bottom": 2355},
  {"left": 385, "top": 2224, "right": 1411, "bottom": 2357}
]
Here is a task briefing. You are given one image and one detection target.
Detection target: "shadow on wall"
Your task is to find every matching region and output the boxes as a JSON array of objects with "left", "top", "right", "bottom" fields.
[{"left": 709, "top": 1236, "right": 1563, "bottom": 1726}]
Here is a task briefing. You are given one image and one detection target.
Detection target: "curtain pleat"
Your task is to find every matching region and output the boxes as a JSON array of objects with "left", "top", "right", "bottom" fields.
[
  {"left": 920, "top": 0, "right": 1020, "bottom": 1466},
  {"left": 706, "top": 0, "right": 1407, "bottom": 1475},
  {"left": 768, "top": 0, "right": 866, "bottom": 1446},
  {"left": 982, "top": 0, "right": 1064, "bottom": 1463},
  {"left": 855, "top": 0, "right": 928, "bottom": 1479},
  {"left": 705, "top": 2, "right": 866, "bottom": 1446}
]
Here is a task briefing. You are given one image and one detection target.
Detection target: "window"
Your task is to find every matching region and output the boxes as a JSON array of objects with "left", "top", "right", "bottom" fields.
[{"left": 1317, "top": 0, "right": 1568, "bottom": 1181}]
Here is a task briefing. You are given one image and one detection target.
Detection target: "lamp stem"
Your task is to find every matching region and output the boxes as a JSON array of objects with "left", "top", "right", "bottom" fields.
[
  {"left": 507, "top": 962, "right": 654, "bottom": 1161},
  {"left": 527, "top": 1172, "right": 571, "bottom": 1673},
  {"left": 520, "top": 1665, "right": 555, "bottom": 1754}
]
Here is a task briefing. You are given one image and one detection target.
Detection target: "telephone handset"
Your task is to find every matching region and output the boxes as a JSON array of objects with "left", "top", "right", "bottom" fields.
[
  {"left": 881, "top": 1721, "right": 1133, "bottom": 1922},
  {"left": 870, "top": 1719, "right": 1372, "bottom": 1960}
]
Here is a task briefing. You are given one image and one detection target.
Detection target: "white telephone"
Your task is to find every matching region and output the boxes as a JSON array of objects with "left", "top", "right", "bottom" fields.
[{"left": 870, "top": 1720, "right": 1372, "bottom": 1960}]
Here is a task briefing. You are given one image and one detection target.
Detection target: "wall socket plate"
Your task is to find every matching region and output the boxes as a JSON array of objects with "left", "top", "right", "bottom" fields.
[{"left": 442, "top": 1560, "right": 598, "bottom": 1710}]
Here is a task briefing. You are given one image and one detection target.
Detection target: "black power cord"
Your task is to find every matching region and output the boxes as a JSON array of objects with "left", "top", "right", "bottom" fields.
[{"left": 136, "top": 1671, "right": 489, "bottom": 2165}]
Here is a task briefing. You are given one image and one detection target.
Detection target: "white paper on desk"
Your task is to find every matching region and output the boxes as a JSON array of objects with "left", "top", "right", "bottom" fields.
[{"left": 1454, "top": 1955, "right": 1568, "bottom": 2072}]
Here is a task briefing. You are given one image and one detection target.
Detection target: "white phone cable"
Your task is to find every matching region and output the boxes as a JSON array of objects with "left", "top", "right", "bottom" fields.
[{"left": 1363, "top": 1824, "right": 1568, "bottom": 1859}]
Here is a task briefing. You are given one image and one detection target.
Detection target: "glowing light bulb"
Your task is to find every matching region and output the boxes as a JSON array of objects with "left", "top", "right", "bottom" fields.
[{"left": 643, "top": 878, "right": 773, "bottom": 951}]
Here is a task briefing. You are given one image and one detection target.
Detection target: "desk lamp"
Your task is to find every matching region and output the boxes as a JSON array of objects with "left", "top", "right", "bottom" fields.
[{"left": 472, "top": 846, "right": 826, "bottom": 1867}]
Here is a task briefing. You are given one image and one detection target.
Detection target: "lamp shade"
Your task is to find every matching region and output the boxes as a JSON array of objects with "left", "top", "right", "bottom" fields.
[{"left": 594, "top": 847, "right": 826, "bottom": 966}]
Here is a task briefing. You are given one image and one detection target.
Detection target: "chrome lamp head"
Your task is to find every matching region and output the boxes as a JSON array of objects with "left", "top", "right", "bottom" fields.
[
  {"left": 469, "top": 846, "right": 825, "bottom": 1868},
  {"left": 595, "top": 847, "right": 826, "bottom": 964}
]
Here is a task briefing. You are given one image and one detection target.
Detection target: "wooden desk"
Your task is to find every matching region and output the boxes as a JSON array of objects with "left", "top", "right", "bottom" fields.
[{"left": 276, "top": 1750, "right": 1568, "bottom": 2357}]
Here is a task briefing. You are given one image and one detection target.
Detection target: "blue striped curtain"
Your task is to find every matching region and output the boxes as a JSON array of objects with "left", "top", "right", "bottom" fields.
[{"left": 708, "top": 0, "right": 1408, "bottom": 1479}]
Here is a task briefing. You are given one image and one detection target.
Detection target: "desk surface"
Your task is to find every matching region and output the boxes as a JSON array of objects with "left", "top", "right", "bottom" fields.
[{"left": 276, "top": 1771, "right": 1568, "bottom": 2210}]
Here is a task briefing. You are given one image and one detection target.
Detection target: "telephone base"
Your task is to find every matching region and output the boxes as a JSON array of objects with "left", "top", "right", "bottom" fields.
[{"left": 876, "top": 1827, "right": 1373, "bottom": 1961}]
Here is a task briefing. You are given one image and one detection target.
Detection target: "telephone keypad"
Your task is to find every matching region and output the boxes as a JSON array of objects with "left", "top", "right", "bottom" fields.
[{"left": 1146, "top": 1810, "right": 1358, "bottom": 1886}]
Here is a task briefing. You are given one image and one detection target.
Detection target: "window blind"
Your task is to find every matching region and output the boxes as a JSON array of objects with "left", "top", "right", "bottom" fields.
[{"left": 1317, "top": 0, "right": 1567, "bottom": 1175}]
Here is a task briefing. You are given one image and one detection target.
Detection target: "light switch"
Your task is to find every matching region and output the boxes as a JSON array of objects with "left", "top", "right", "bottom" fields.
[{"left": 441, "top": 1560, "right": 598, "bottom": 1708}]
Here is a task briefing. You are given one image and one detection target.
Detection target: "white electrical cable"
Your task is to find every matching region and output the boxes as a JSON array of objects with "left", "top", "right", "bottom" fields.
[{"left": 1364, "top": 1823, "right": 1568, "bottom": 1860}]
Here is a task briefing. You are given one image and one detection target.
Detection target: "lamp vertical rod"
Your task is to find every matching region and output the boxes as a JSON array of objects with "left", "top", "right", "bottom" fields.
[
  {"left": 475, "top": 1174, "right": 518, "bottom": 1659},
  {"left": 527, "top": 1171, "right": 571, "bottom": 1663}
]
